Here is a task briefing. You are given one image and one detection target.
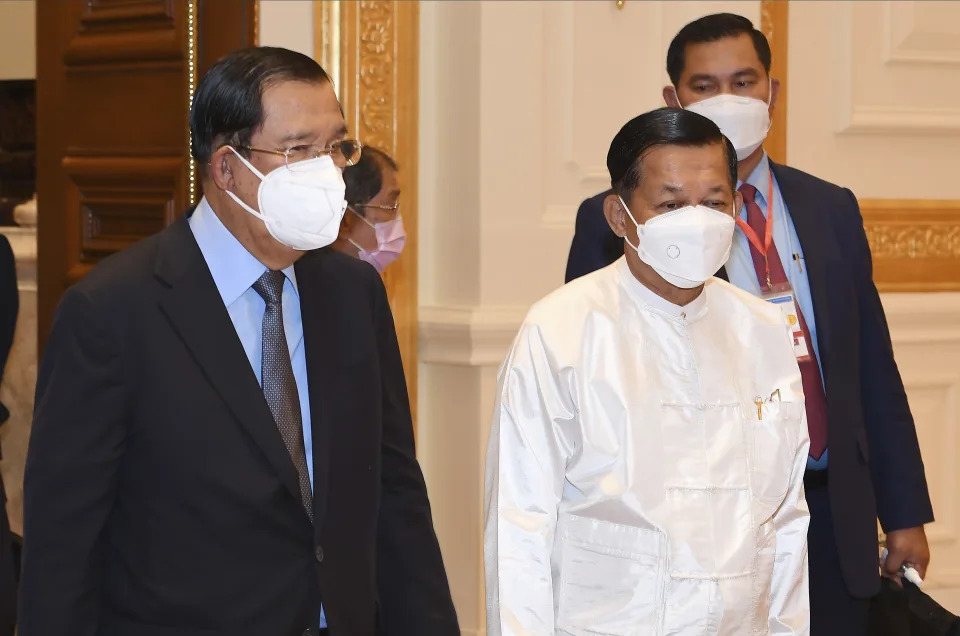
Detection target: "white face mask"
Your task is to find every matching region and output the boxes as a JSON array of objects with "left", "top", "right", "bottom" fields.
[
  {"left": 683, "top": 83, "right": 772, "bottom": 161},
  {"left": 619, "top": 196, "right": 736, "bottom": 289},
  {"left": 224, "top": 147, "right": 348, "bottom": 251}
]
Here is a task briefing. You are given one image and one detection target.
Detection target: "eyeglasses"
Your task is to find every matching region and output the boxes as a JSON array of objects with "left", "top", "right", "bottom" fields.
[
  {"left": 239, "top": 139, "right": 363, "bottom": 169},
  {"left": 352, "top": 201, "right": 400, "bottom": 213}
]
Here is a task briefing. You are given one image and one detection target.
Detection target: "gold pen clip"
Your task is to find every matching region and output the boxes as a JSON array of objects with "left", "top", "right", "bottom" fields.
[{"left": 754, "top": 396, "right": 764, "bottom": 420}]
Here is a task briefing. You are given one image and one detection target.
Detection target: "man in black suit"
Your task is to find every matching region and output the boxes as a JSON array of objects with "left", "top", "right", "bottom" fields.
[
  {"left": 565, "top": 14, "right": 932, "bottom": 636},
  {"left": 20, "top": 47, "right": 458, "bottom": 636}
]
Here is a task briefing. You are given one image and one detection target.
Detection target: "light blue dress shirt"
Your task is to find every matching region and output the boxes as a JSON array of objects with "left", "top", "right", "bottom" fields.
[
  {"left": 725, "top": 154, "right": 829, "bottom": 469},
  {"left": 189, "top": 199, "right": 326, "bottom": 625}
]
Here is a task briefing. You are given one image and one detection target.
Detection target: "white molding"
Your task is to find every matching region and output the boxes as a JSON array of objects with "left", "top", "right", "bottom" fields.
[
  {"left": 541, "top": 204, "right": 577, "bottom": 231},
  {"left": 419, "top": 305, "right": 527, "bottom": 367},
  {"left": 925, "top": 569, "right": 960, "bottom": 591},
  {"left": 882, "top": 292, "right": 960, "bottom": 344},
  {"left": 417, "top": 293, "right": 960, "bottom": 368},
  {"left": 881, "top": 2, "right": 960, "bottom": 67},
  {"left": 833, "top": 3, "right": 960, "bottom": 135},
  {"left": 838, "top": 106, "right": 960, "bottom": 136}
]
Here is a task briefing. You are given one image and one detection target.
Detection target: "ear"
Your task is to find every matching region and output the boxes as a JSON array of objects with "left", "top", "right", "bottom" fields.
[
  {"left": 768, "top": 77, "right": 781, "bottom": 115},
  {"left": 603, "top": 193, "right": 629, "bottom": 238},
  {"left": 208, "top": 146, "right": 236, "bottom": 192},
  {"left": 733, "top": 189, "right": 744, "bottom": 216},
  {"left": 338, "top": 208, "right": 358, "bottom": 238},
  {"left": 663, "top": 85, "right": 681, "bottom": 108}
]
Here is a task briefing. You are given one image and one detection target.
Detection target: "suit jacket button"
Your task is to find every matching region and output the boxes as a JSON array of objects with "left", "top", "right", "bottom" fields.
[{"left": 315, "top": 546, "right": 324, "bottom": 563}]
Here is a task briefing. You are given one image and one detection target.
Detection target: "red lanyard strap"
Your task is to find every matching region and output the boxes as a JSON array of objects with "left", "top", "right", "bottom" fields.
[
  {"left": 735, "top": 171, "right": 775, "bottom": 256},
  {"left": 735, "top": 171, "right": 777, "bottom": 288}
]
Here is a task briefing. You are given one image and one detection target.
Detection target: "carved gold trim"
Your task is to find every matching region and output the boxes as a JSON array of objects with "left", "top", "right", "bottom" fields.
[
  {"left": 314, "top": 1, "right": 340, "bottom": 93},
  {"left": 314, "top": 0, "right": 420, "bottom": 422},
  {"left": 186, "top": 0, "right": 198, "bottom": 205},
  {"left": 760, "top": 0, "right": 788, "bottom": 165},
  {"left": 861, "top": 200, "right": 960, "bottom": 292}
]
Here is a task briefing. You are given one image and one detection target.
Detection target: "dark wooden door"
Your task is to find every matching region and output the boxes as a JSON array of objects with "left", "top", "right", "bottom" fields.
[{"left": 36, "top": 0, "right": 256, "bottom": 349}]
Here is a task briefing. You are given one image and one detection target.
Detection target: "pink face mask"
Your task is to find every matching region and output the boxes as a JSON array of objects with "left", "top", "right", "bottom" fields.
[{"left": 348, "top": 209, "right": 407, "bottom": 273}]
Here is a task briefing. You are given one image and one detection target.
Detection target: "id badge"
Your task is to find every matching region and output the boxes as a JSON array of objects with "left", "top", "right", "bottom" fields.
[{"left": 762, "top": 283, "right": 812, "bottom": 362}]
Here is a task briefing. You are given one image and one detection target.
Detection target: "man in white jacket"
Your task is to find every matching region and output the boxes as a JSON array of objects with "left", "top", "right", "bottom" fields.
[{"left": 485, "top": 107, "right": 810, "bottom": 635}]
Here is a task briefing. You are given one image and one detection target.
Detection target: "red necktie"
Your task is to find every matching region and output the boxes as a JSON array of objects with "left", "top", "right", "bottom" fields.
[{"left": 739, "top": 183, "right": 828, "bottom": 459}]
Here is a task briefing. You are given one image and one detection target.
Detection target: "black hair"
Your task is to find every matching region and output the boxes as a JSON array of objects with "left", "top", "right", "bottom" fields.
[
  {"left": 666, "top": 13, "right": 771, "bottom": 86},
  {"left": 189, "top": 46, "right": 331, "bottom": 169},
  {"left": 607, "top": 107, "right": 737, "bottom": 199},
  {"left": 343, "top": 147, "right": 398, "bottom": 216}
]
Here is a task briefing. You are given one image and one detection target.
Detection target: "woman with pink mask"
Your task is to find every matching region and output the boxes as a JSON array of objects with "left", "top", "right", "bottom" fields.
[{"left": 332, "top": 146, "right": 406, "bottom": 272}]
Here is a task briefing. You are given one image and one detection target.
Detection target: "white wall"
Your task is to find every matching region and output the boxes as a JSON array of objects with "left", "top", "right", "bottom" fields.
[
  {"left": 417, "top": 1, "right": 960, "bottom": 632},
  {"left": 0, "top": 0, "right": 35, "bottom": 80},
  {"left": 788, "top": 0, "right": 960, "bottom": 612},
  {"left": 257, "top": 0, "right": 314, "bottom": 59}
]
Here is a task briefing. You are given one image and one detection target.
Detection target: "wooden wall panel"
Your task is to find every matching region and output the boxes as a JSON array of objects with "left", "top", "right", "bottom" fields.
[
  {"left": 760, "top": 0, "right": 788, "bottom": 165},
  {"left": 36, "top": 0, "right": 256, "bottom": 350},
  {"left": 62, "top": 156, "right": 183, "bottom": 284}
]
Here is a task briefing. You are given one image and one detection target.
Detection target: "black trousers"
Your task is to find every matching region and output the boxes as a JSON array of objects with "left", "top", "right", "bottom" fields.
[{"left": 806, "top": 484, "right": 871, "bottom": 636}]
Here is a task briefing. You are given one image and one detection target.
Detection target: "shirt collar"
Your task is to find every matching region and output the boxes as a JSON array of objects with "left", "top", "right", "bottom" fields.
[
  {"left": 737, "top": 151, "right": 772, "bottom": 210},
  {"left": 189, "top": 197, "right": 299, "bottom": 306},
  {"left": 615, "top": 257, "right": 708, "bottom": 322}
]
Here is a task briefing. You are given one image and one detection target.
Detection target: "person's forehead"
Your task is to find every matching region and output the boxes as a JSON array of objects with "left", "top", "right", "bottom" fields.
[
  {"left": 638, "top": 144, "right": 727, "bottom": 185},
  {"left": 681, "top": 33, "right": 764, "bottom": 78},
  {"left": 258, "top": 80, "right": 344, "bottom": 136}
]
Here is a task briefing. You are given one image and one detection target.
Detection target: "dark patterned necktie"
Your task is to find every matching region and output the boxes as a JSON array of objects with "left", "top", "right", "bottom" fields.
[
  {"left": 252, "top": 270, "right": 313, "bottom": 519},
  {"left": 739, "top": 183, "right": 828, "bottom": 459}
]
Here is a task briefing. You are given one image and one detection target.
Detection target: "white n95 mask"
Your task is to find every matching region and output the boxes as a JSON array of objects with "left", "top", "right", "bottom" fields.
[
  {"left": 684, "top": 86, "right": 772, "bottom": 161},
  {"left": 619, "top": 196, "right": 735, "bottom": 288},
  {"left": 225, "top": 147, "right": 348, "bottom": 251}
]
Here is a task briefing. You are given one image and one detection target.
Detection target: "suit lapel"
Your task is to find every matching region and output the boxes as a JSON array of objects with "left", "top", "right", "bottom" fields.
[
  {"left": 770, "top": 162, "right": 833, "bottom": 354},
  {"left": 153, "top": 218, "right": 305, "bottom": 511},
  {"left": 295, "top": 250, "right": 334, "bottom": 528}
]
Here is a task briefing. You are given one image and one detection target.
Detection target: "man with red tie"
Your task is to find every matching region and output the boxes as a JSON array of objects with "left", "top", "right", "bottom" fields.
[{"left": 565, "top": 13, "right": 933, "bottom": 636}]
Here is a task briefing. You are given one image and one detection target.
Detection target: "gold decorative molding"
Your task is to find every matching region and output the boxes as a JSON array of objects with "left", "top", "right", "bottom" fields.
[
  {"left": 760, "top": 0, "right": 788, "bottom": 165},
  {"left": 186, "top": 0, "right": 197, "bottom": 205},
  {"left": 861, "top": 200, "right": 960, "bottom": 292},
  {"left": 315, "top": 0, "right": 420, "bottom": 422}
]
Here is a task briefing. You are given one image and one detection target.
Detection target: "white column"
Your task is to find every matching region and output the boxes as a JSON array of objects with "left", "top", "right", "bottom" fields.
[{"left": 0, "top": 205, "right": 38, "bottom": 536}]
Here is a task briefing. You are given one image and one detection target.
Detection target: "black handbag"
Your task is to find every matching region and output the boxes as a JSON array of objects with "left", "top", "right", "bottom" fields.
[{"left": 868, "top": 576, "right": 960, "bottom": 636}]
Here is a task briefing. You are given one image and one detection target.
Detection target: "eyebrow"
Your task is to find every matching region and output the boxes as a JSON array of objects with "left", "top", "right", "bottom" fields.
[
  {"left": 278, "top": 123, "right": 349, "bottom": 145},
  {"left": 657, "top": 184, "right": 728, "bottom": 195},
  {"left": 278, "top": 131, "right": 315, "bottom": 144},
  {"left": 658, "top": 184, "right": 684, "bottom": 195},
  {"left": 687, "top": 67, "right": 759, "bottom": 83}
]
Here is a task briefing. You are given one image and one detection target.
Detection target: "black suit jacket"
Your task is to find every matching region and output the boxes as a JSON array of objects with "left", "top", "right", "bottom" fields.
[
  {"left": 564, "top": 162, "right": 933, "bottom": 596},
  {"left": 21, "top": 215, "right": 459, "bottom": 636}
]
